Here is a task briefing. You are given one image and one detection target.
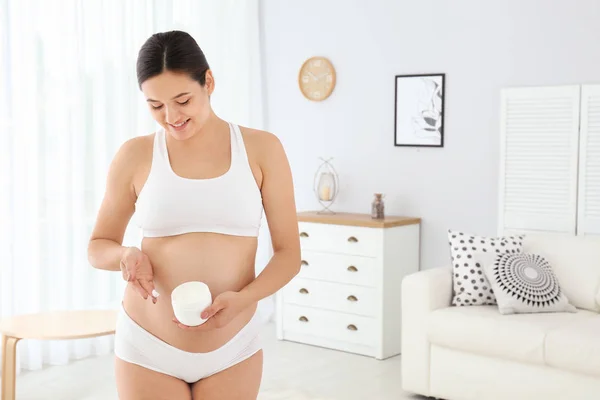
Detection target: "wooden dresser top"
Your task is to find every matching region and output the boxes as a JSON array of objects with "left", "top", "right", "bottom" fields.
[{"left": 297, "top": 211, "right": 421, "bottom": 228}]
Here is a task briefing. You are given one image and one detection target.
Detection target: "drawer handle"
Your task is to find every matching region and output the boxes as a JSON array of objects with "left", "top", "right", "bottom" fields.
[
  {"left": 300, "top": 232, "right": 309, "bottom": 238},
  {"left": 347, "top": 265, "right": 358, "bottom": 272},
  {"left": 347, "top": 324, "right": 358, "bottom": 331},
  {"left": 347, "top": 236, "right": 358, "bottom": 243},
  {"left": 299, "top": 316, "right": 309, "bottom": 322},
  {"left": 301, "top": 260, "right": 309, "bottom": 266},
  {"left": 347, "top": 295, "right": 358, "bottom": 302},
  {"left": 299, "top": 288, "right": 309, "bottom": 294}
]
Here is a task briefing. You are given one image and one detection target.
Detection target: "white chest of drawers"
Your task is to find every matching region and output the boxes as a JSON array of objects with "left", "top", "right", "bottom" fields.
[{"left": 275, "top": 211, "right": 421, "bottom": 360}]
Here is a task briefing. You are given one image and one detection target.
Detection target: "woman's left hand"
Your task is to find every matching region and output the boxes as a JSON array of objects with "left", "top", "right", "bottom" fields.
[{"left": 173, "top": 290, "right": 251, "bottom": 331}]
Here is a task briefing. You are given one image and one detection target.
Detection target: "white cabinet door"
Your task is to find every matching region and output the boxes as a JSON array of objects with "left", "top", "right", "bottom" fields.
[
  {"left": 498, "top": 85, "right": 581, "bottom": 235},
  {"left": 577, "top": 84, "right": 600, "bottom": 236}
]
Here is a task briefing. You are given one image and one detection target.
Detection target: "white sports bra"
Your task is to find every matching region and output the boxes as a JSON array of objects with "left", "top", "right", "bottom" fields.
[{"left": 134, "top": 123, "right": 263, "bottom": 238}]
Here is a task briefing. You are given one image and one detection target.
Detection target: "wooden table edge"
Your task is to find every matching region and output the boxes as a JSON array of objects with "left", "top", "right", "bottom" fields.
[{"left": 0, "top": 330, "right": 116, "bottom": 341}]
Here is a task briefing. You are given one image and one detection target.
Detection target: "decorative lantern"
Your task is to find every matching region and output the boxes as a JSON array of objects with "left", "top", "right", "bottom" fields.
[{"left": 313, "top": 157, "right": 339, "bottom": 214}]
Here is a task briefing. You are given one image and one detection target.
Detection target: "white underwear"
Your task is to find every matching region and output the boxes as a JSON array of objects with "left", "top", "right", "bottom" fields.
[{"left": 114, "top": 303, "right": 263, "bottom": 383}]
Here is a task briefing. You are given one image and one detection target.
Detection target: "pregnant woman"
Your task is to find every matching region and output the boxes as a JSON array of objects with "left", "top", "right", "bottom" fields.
[{"left": 87, "top": 30, "right": 300, "bottom": 399}]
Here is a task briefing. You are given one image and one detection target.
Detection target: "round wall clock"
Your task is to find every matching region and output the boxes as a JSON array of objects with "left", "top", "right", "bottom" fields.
[{"left": 298, "top": 56, "right": 336, "bottom": 101}]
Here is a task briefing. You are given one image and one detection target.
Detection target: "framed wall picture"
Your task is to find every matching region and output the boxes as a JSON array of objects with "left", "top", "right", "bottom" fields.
[{"left": 394, "top": 73, "right": 445, "bottom": 147}]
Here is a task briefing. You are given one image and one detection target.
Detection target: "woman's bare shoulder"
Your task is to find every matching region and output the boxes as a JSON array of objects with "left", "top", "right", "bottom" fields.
[
  {"left": 238, "top": 126, "right": 284, "bottom": 160},
  {"left": 118, "top": 132, "right": 154, "bottom": 160},
  {"left": 110, "top": 132, "right": 155, "bottom": 182}
]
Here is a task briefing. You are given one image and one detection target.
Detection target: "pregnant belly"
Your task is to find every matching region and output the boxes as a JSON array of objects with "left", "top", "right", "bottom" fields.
[{"left": 122, "top": 232, "right": 260, "bottom": 352}]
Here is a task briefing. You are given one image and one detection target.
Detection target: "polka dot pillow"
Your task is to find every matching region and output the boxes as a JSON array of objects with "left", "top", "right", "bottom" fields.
[{"left": 448, "top": 230, "right": 525, "bottom": 306}]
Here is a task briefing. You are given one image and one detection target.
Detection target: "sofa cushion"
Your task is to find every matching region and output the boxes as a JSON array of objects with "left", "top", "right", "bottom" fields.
[
  {"left": 545, "top": 316, "right": 600, "bottom": 378},
  {"left": 522, "top": 234, "right": 600, "bottom": 312},
  {"left": 427, "top": 305, "right": 596, "bottom": 366},
  {"left": 483, "top": 252, "right": 576, "bottom": 315},
  {"left": 448, "top": 230, "right": 524, "bottom": 307}
]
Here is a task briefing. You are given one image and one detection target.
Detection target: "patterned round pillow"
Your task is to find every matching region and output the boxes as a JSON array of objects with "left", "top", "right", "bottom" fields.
[{"left": 484, "top": 253, "right": 577, "bottom": 314}]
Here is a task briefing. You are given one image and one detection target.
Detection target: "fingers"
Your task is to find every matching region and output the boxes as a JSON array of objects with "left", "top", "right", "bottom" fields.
[
  {"left": 200, "top": 307, "right": 212, "bottom": 320},
  {"left": 130, "top": 258, "right": 140, "bottom": 281},
  {"left": 123, "top": 264, "right": 136, "bottom": 282},
  {"left": 139, "top": 279, "right": 158, "bottom": 304},
  {"left": 119, "top": 260, "right": 130, "bottom": 281},
  {"left": 124, "top": 253, "right": 142, "bottom": 281},
  {"left": 128, "top": 280, "right": 157, "bottom": 304},
  {"left": 129, "top": 279, "right": 149, "bottom": 300},
  {"left": 172, "top": 316, "right": 215, "bottom": 331},
  {"left": 121, "top": 253, "right": 157, "bottom": 304},
  {"left": 172, "top": 317, "right": 191, "bottom": 330},
  {"left": 201, "top": 301, "right": 223, "bottom": 320}
]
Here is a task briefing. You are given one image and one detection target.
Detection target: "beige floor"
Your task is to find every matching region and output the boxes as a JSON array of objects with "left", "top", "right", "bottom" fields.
[{"left": 9, "top": 322, "right": 426, "bottom": 400}]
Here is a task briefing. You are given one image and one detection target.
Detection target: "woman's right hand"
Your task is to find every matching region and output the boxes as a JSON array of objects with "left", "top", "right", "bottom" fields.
[{"left": 120, "top": 247, "right": 158, "bottom": 304}]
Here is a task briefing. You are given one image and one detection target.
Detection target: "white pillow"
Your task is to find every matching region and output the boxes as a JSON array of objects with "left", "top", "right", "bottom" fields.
[
  {"left": 483, "top": 252, "right": 577, "bottom": 315},
  {"left": 448, "top": 230, "right": 524, "bottom": 306}
]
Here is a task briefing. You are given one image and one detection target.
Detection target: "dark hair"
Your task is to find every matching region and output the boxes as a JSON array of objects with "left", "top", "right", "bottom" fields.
[{"left": 136, "top": 30, "right": 210, "bottom": 88}]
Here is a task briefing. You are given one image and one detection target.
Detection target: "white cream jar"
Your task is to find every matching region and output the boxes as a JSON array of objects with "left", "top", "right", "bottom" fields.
[{"left": 171, "top": 281, "right": 213, "bottom": 326}]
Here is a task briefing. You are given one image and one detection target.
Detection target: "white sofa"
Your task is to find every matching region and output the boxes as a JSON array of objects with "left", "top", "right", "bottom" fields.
[{"left": 401, "top": 233, "right": 600, "bottom": 400}]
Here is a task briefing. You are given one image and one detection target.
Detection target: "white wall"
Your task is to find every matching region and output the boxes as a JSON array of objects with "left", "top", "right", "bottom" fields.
[{"left": 260, "top": 0, "right": 600, "bottom": 270}]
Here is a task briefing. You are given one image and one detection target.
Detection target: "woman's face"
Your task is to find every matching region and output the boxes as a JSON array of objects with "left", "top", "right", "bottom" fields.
[{"left": 141, "top": 69, "right": 214, "bottom": 141}]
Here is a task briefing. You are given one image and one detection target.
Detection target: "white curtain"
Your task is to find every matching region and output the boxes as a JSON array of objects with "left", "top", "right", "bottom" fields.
[{"left": 0, "top": 0, "right": 266, "bottom": 374}]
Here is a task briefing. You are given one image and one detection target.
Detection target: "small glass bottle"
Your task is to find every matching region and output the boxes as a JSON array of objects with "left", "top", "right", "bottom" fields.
[{"left": 371, "top": 193, "right": 385, "bottom": 219}]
